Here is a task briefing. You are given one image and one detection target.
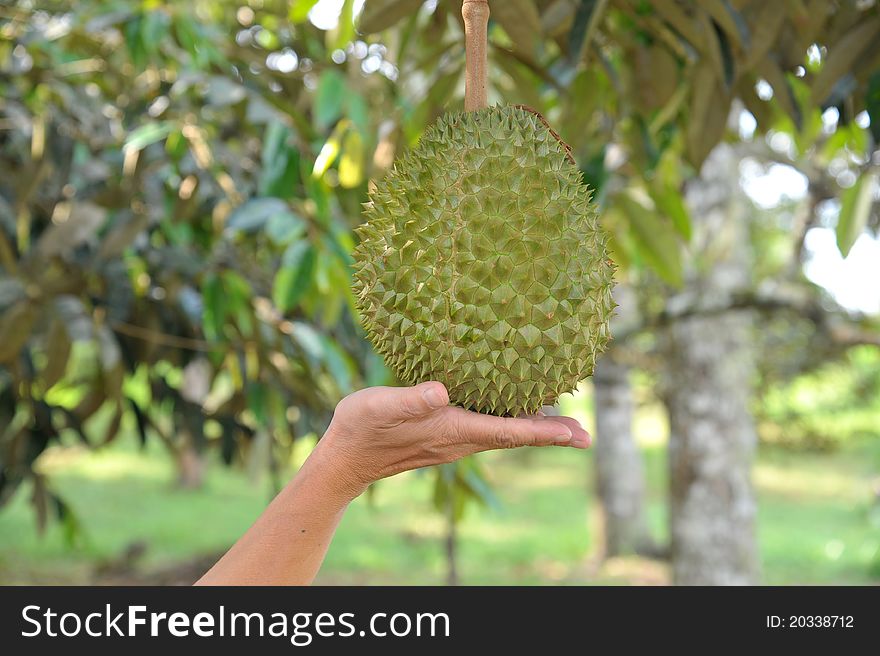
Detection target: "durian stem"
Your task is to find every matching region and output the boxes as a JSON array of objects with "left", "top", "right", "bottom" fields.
[{"left": 462, "top": 0, "right": 489, "bottom": 111}]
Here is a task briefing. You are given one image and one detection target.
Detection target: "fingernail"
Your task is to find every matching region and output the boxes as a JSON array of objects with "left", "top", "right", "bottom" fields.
[
  {"left": 553, "top": 427, "right": 572, "bottom": 442},
  {"left": 570, "top": 434, "right": 591, "bottom": 449},
  {"left": 422, "top": 387, "right": 445, "bottom": 408}
]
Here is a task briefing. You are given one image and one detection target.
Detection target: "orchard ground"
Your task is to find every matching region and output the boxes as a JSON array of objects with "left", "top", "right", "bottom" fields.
[{"left": 1, "top": 390, "right": 878, "bottom": 586}]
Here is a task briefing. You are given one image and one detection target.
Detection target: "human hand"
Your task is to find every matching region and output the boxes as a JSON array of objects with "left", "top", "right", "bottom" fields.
[{"left": 313, "top": 381, "right": 591, "bottom": 499}]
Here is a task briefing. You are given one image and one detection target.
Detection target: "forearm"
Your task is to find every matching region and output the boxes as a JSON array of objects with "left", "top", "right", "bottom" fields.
[
  {"left": 196, "top": 438, "right": 361, "bottom": 586},
  {"left": 196, "top": 382, "right": 585, "bottom": 585}
]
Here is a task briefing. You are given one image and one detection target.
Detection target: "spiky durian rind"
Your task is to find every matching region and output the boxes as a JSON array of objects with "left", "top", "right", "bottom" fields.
[{"left": 352, "top": 105, "right": 615, "bottom": 416}]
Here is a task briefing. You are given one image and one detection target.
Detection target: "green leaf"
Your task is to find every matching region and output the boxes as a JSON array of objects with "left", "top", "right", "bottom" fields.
[
  {"left": 836, "top": 171, "right": 878, "bottom": 258},
  {"left": 265, "top": 211, "right": 307, "bottom": 245},
  {"left": 338, "top": 129, "right": 365, "bottom": 188},
  {"left": 142, "top": 10, "right": 170, "bottom": 54},
  {"left": 686, "top": 61, "right": 729, "bottom": 167},
  {"left": 259, "top": 122, "right": 300, "bottom": 198},
  {"left": 125, "top": 16, "right": 147, "bottom": 69},
  {"left": 173, "top": 14, "right": 199, "bottom": 65},
  {"left": 617, "top": 190, "right": 683, "bottom": 286},
  {"left": 290, "top": 0, "right": 320, "bottom": 23},
  {"left": 344, "top": 92, "right": 371, "bottom": 138},
  {"left": 323, "top": 230, "right": 354, "bottom": 266},
  {"left": 651, "top": 0, "right": 705, "bottom": 53},
  {"left": 305, "top": 175, "right": 331, "bottom": 225},
  {"left": 492, "top": 0, "right": 541, "bottom": 56},
  {"left": 703, "top": 0, "right": 749, "bottom": 51},
  {"left": 649, "top": 182, "right": 692, "bottom": 241},
  {"left": 221, "top": 272, "right": 254, "bottom": 337},
  {"left": 273, "top": 242, "right": 316, "bottom": 311},
  {"left": 744, "top": 2, "right": 785, "bottom": 69},
  {"left": 227, "top": 198, "right": 289, "bottom": 233},
  {"left": 289, "top": 321, "right": 324, "bottom": 360},
  {"left": 459, "top": 459, "right": 501, "bottom": 511},
  {"left": 202, "top": 273, "right": 227, "bottom": 341},
  {"left": 819, "top": 122, "right": 868, "bottom": 165},
  {"left": 757, "top": 59, "right": 802, "bottom": 132},
  {"left": 695, "top": 11, "right": 727, "bottom": 89},
  {"left": 0, "top": 301, "right": 38, "bottom": 363},
  {"left": 334, "top": 0, "right": 356, "bottom": 50},
  {"left": 649, "top": 150, "right": 690, "bottom": 240},
  {"left": 709, "top": 18, "right": 735, "bottom": 88},
  {"left": 52, "top": 493, "right": 84, "bottom": 548},
  {"left": 811, "top": 17, "right": 880, "bottom": 106},
  {"left": 124, "top": 121, "right": 174, "bottom": 152},
  {"left": 432, "top": 463, "right": 455, "bottom": 515},
  {"left": 312, "top": 127, "right": 344, "bottom": 178},
  {"left": 314, "top": 69, "right": 346, "bottom": 131},
  {"left": 358, "top": 0, "right": 424, "bottom": 34},
  {"left": 568, "top": 0, "right": 605, "bottom": 62},
  {"left": 42, "top": 317, "right": 71, "bottom": 391},
  {"left": 431, "top": 460, "right": 491, "bottom": 521},
  {"left": 319, "top": 334, "right": 355, "bottom": 394},
  {"left": 165, "top": 128, "right": 188, "bottom": 159},
  {"left": 246, "top": 382, "right": 269, "bottom": 425},
  {"left": 634, "top": 44, "right": 679, "bottom": 113}
]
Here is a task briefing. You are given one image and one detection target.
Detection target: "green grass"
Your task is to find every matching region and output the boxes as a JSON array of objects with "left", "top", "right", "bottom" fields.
[
  {"left": 1, "top": 426, "right": 878, "bottom": 585},
  {"left": 755, "top": 446, "right": 880, "bottom": 584}
]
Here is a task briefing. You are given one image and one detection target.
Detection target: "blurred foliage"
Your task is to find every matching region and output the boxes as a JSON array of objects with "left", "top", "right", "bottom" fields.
[
  {"left": 0, "top": 0, "right": 395, "bottom": 520},
  {"left": 1, "top": 0, "right": 879, "bottom": 530},
  {"left": 757, "top": 346, "right": 880, "bottom": 451}
]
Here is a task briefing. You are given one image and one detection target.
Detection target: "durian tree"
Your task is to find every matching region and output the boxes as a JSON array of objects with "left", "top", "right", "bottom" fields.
[
  {"left": 0, "top": 0, "right": 392, "bottom": 525},
  {"left": 594, "top": 1, "right": 880, "bottom": 582}
]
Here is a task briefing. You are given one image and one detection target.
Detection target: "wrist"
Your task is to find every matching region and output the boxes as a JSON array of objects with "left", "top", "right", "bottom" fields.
[{"left": 298, "top": 429, "right": 369, "bottom": 504}]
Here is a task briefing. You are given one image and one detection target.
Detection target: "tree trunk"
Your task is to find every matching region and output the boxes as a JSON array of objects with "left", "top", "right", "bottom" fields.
[
  {"left": 665, "top": 312, "right": 758, "bottom": 584},
  {"left": 664, "top": 144, "right": 759, "bottom": 585},
  {"left": 175, "top": 436, "right": 206, "bottom": 490},
  {"left": 593, "top": 283, "right": 659, "bottom": 558},
  {"left": 593, "top": 351, "right": 658, "bottom": 557}
]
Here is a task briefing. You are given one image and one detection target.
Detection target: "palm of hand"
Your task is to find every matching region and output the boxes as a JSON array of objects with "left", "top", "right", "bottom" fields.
[{"left": 322, "top": 382, "right": 591, "bottom": 493}]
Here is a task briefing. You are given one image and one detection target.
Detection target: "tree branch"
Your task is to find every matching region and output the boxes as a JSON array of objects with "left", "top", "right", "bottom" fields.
[{"left": 615, "top": 287, "right": 880, "bottom": 348}]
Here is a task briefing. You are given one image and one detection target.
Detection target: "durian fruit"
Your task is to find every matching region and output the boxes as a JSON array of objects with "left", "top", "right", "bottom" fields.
[{"left": 352, "top": 105, "right": 616, "bottom": 417}]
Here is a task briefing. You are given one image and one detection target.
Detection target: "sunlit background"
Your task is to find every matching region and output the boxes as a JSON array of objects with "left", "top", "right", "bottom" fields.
[{"left": 1, "top": 0, "right": 879, "bottom": 586}]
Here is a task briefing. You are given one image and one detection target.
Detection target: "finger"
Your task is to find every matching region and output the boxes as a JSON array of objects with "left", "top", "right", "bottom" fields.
[
  {"left": 381, "top": 381, "right": 449, "bottom": 419},
  {"left": 530, "top": 415, "right": 591, "bottom": 448},
  {"left": 448, "top": 407, "right": 573, "bottom": 448}
]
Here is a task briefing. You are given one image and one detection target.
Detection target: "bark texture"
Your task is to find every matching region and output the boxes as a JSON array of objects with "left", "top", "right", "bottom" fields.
[
  {"left": 593, "top": 285, "right": 657, "bottom": 557},
  {"left": 665, "top": 144, "right": 759, "bottom": 585}
]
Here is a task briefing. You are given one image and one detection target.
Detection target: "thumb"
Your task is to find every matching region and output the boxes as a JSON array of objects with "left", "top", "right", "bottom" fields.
[{"left": 389, "top": 381, "right": 449, "bottom": 418}]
